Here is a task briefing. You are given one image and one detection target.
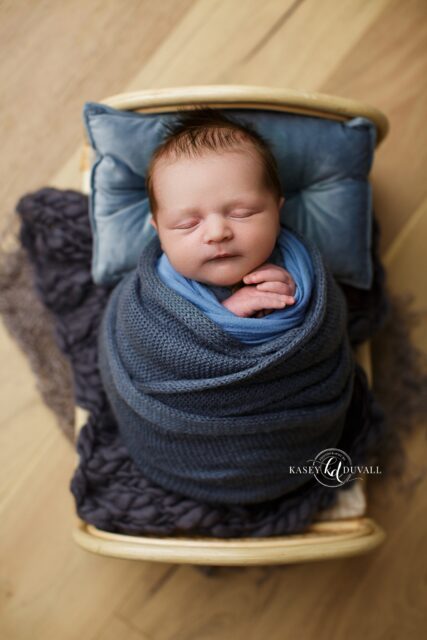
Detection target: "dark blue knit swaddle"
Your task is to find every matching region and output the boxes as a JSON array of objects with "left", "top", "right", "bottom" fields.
[{"left": 98, "top": 231, "right": 355, "bottom": 505}]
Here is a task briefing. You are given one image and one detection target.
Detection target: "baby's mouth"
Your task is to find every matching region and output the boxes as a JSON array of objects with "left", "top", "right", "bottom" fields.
[{"left": 208, "top": 253, "right": 238, "bottom": 261}]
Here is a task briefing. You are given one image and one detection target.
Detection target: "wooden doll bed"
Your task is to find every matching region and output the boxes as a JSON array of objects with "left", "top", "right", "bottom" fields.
[{"left": 73, "top": 85, "right": 388, "bottom": 566}]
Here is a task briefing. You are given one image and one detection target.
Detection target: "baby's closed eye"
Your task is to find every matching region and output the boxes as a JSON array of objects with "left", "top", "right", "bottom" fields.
[
  {"left": 228, "top": 209, "right": 259, "bottom": 218},
  {"left": 173, "top": 218, "right": 200, "bottom": 229}
]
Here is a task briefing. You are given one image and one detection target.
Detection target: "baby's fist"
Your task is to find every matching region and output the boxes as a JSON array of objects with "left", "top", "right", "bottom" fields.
[
  {"left": 243, "top": 263, "right": 296, "bottom": 301},
  {"left": 222, "top": 285, "right": 290, "bottom": 318}
]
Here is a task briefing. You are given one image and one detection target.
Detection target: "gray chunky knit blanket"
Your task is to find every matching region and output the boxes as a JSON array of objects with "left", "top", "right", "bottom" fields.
[
  {"left": 99, "top": 232, "right": 355, "bottom": 504},
  {"left": 11, "top": 188, "right": 390, "bottom": 538}
]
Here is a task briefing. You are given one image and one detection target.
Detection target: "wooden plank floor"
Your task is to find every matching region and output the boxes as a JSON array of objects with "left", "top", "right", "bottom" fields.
[{"left": 1, "top": 1, "right": 426, "bottom": 638}]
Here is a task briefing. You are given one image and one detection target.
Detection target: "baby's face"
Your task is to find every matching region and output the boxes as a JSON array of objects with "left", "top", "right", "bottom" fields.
[{"left": 150, "top": 148, "right": 284, "bottom": 287}]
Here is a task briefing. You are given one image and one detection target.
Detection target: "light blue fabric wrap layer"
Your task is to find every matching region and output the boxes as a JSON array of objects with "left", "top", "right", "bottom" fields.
[
  {"left": 83, "top": 103, "right": 376, "bottom": 289},
  {"left": 156, "top": 228, "right": 314, "bottom": 345}
]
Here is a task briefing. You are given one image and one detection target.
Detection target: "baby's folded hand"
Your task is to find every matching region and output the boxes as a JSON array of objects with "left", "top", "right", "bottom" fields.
[
  {"left": 222, "top": 285, "right": 290, "bottom": 318},
  {"left": 243, "top": 263, "right": 296, "bottom": 303}
]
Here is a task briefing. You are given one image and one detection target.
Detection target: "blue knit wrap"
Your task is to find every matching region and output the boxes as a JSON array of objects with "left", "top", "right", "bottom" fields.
[
  {"left": 98, "top": 230, "right": 355, "bottom": 504},
  {"left": 156, "top": 228, "right": 315, "bottom": 345}
]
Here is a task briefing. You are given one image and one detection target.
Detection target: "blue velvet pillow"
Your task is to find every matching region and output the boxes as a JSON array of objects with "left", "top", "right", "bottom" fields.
[{"left": 83, "top": 102, "right": 376, "bottom": 289}]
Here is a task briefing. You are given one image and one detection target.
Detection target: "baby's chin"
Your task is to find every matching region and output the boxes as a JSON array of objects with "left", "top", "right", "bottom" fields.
[
  {"left": 182, "top": 258, "right": 251, "bottom": 287},
  {"left": 198, "top": 260, "right": 253, "bottom": 287},
  {"left": 198, "top": 269, "right": 247, "bottom": 288}
]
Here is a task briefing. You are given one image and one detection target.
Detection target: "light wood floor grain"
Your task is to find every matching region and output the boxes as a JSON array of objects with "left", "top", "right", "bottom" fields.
[{"left": 1, "top": 1, "right": 426, "bottom": 638}]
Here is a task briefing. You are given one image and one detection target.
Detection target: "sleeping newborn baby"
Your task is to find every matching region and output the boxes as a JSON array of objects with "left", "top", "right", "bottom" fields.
[
  {"left": 98, "top": 107, "right": 353, "bottom": 504},
  {"left": 147, "top": 108, "right": 300, "bottom": 330}
]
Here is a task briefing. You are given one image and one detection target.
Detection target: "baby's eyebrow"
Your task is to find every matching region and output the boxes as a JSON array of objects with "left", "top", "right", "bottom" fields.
[
  {"left": 224, "top": 197, "right": 256, "bottom": 207},
  {"left": 176, "top": 207, "right": 199, "bottom": 216},
  {"left": 183, "top": 199, "right": 255, "bottom": 213}
]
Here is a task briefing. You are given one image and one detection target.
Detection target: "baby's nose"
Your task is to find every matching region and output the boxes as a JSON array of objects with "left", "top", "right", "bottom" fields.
[{"left": 203, "top": 214, "right": 232, "bottom": 243}]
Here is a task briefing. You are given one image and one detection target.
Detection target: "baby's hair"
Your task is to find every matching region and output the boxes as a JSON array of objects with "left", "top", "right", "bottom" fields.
[{"left": 146, "top": 107, "right": 283, "bottom": 217}]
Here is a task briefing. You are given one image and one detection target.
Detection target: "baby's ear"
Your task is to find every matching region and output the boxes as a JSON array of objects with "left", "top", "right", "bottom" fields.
[
  {"left": 149, "top": 215, "right": 157, "bottom": 231},
  {"left": 279, "top": 196, "right": 285, "bottom": 209}
]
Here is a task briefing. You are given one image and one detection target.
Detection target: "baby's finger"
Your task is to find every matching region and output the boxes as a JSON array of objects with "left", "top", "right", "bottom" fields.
[
  {"left": 280, "top": 268, "right": 296, "bottom": 289},
  {"left": 255, "top": 293, "right": 290, "bottom": 309},
  {"left": 256, "top": 281, "right": 295, "bottom": 302},
  {"left": 244, "top": 267, "right": 291, "bottom": 285}
]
